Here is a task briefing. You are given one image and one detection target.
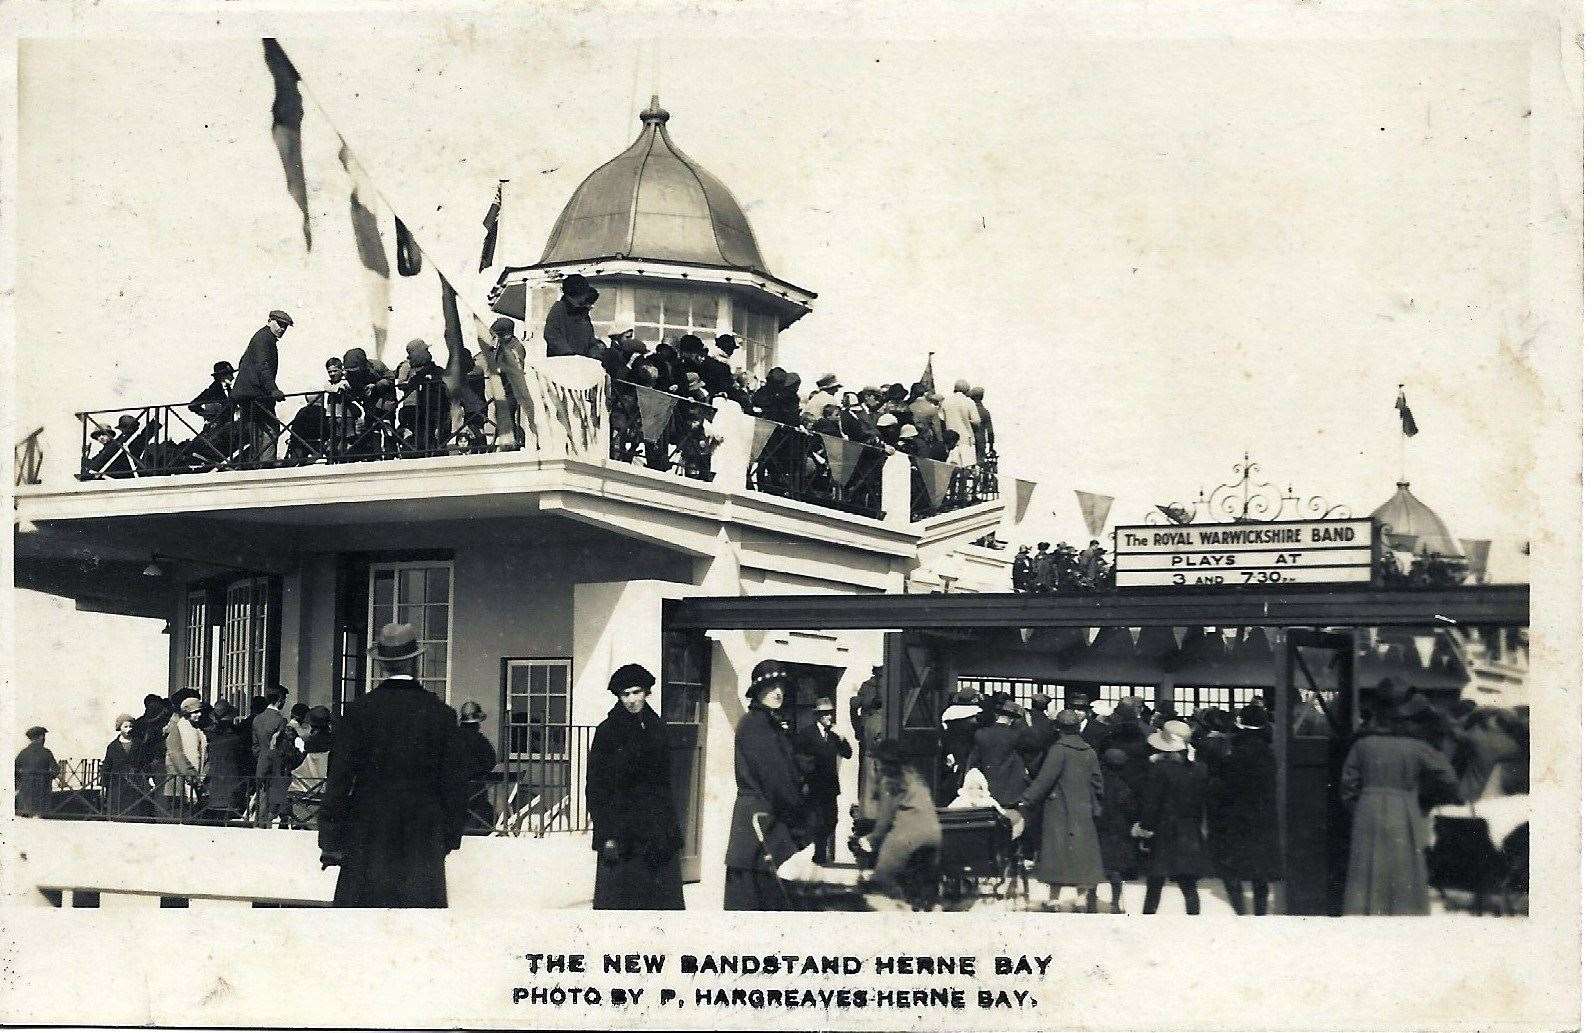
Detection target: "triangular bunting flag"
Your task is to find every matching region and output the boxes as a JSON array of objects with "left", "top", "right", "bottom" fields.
[
  {"left": 822, "top": 434, "right": 863, "bottom": 483},
  {"left": 1085, "top": 626, "right": 1100, "bottom": 646},
  {"left": 1012, "top": 478, "right": 1038, "bottom": 525},
  {"left": 918, "top": 352, "right": 935, "bottom": 393},
  {"left": 1075, "top": 490, "right": 1114, "bottom": 538},
  {"left": 915, "top": 457, "right": 954, "bottom": 509},
  {"left": 439, "top": 273, "right": 466, "bottom": 393},
  {"left": 1459, "top": 538, "right": 1491, "bottom": 582},
  {"left": 750, "top": 419, "right": 777, "bottom": 461},
  {"left": 1171, "top": 626, "right": 1190, "bottom": 648},
  {"left": 1127, "top": 627, "right": 1142, "bottom": 647},
  {"left": 1412, "top": 635, "right": 1437, "bottom": 668},
  {"left": 1018, "top": 627, "right": 1034, "bottom": 644},
  {"left": 637, "top": 386, "right": 677, "bottom": 443}
]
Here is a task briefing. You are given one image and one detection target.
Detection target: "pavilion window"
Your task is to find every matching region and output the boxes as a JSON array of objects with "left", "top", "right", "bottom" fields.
[
  {"left": 219, "top": 576, "right": 278, "bottom": 713},
  {"left": 634, "top": 285, "right": 719, "bottom": 347},
  {"left": 183, "top": 590, "right": 211, "bottom": 701},
  {"left": 367, "top": 562, "right": 453, "bottom": 700},
  {"left": 733, "top": 306, "right": 778, "bottom": 376},
  {"left": 503, "top": 659, "right": 571, "bottom": 760}
]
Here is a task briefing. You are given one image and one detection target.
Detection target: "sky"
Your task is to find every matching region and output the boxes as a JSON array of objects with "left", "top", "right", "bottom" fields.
[{"left": 12, "top": 10, "right": 1573, "bottom": 752}]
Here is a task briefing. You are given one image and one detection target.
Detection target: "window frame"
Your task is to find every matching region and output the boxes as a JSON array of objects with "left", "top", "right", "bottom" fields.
[
  {"left": 366, "top": 560, "right": 455, "bottom": 702},
  {"left": 216, "top": 575, "right": 280, "bottom": 712},
  {"left": 500, "top": 657, "right": 574, "bottom": 762}
]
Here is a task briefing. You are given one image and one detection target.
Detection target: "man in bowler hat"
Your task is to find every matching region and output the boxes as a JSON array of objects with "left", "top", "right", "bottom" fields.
[
  {"left": 793, "top": 697, "right": 853, "bottom": 863},
  {"left": 319, "top": 623, "right": 469, "bottom": 907}
]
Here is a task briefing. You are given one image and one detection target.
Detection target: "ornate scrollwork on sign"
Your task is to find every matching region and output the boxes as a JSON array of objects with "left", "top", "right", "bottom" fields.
[{"left": 1143, "top": 454, "right": 1352, "bottom": 525}]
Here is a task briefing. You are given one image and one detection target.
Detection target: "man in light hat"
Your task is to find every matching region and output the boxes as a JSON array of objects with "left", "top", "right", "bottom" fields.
[
  {"left": 14, "top": 725, "right": 56, "bottom": 817},
  {"left": 320, "top": 623, "right": 470, "bottom": 907},
  {"left": 544, "top": 273, "right": 604, "bottom": 359},
  {"left": 893, "top": 421, "right": 924, "bottom": 457},
  {"left": 794, "top": 697, "right": 853, "bottom": 864},
  {"left": 801, "top": 373, "right": 843, "bottom": 422},
  {"left": 940, "top": 378, "right": 982, "bottom": 467},
  {"left": 233, "top": 309, "right": 293, "bottom": 463}
]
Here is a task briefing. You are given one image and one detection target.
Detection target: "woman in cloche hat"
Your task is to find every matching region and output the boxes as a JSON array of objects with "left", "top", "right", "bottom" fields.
[
  {"left": 723, "top": 660, "right": 808, "bottom": 910},
  {"left": 587, "top": 664, "right": 684, "bottom": 910}
]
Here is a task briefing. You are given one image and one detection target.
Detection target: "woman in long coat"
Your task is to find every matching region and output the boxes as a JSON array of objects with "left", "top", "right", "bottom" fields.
[
  {"left": 101, "top": 714, "right": 142, "bottom": 818},
  {"left": 724, "top": 660, "right": 809, "bottom": 910},
  {"left": 586, "top": 665, "right": 684, "bottom": 910},
  {"left": 1341, "top": 686, "right": 1459, "bottom": 915},
  {"left": 1206, "top": 703, "right": 1283, "bottom": 915},
  {"left": 1018, "top": 710, "right": 1105, "bottom": 912},
  {"left": 1139, "top": 721, "right": 1208, "bottom": 914}
]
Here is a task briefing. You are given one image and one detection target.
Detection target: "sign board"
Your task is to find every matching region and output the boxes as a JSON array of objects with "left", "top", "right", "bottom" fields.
[{"left": 1113, "top": 518, "right": 1374, "bottom": 588}]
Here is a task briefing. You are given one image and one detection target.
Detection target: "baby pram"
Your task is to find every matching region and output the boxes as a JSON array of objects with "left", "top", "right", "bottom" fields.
[
  {"left": 846, "top": 806, "right": 1026, "bottom": 911},
  {"left": 754, "top": 812, "right": 874, "bottom": 912}
]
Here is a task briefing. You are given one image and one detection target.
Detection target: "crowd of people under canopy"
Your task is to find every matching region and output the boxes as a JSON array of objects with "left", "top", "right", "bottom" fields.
[
  {"left": 84, "top": 274, "right": 1001, "bottom": 480},
  {"left": 1012, "top": 539, "right": 1113, "bottom": 593}
]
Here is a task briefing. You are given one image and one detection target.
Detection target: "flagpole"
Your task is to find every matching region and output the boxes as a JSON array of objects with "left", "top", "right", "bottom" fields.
[{"left": 1397, "top": 382, "right": 1406, "bottom": 484}]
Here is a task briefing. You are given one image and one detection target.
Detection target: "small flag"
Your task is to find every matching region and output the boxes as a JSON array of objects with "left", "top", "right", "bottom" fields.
[
  {"left": 396, "top": 218, "right": 422, "bottom": 276},
  {"left": 1459, "top": 538, "right": 1492, "bottom": 582},
  {"left": 262, "top": 39, "right": 311, "bottom": 250},
  {"left": 1011, "top": 478, "right": 1038, "bottom": 525},
  {"left": 1396, "top": 387, "right": 1419, "bottom": 437},
  {"left": 1157, "top": 503, "right": 1194, "bottom": 525},
  {"left": 479, "top": 181, "right": 503, "bottom": 272},
  {"left": 1075, "top": 490, "right": 1114, "bottom": 538},
  {"left": 822, "top": 434, "right": 863, "bottom": 484},
  {"left": 637, "top": 387, "right": 678, "bottom": 443},
  {"left": 917, "top": 352, "right": 935, "bottom": 393},
  {"left": 440, "top": 272, "right": 466, "bottom": 393},
  {"left": 915, "top": 458, "right": 955, "bottom": 509},
  {"left": 337, "top": 142, "right": 391, "bottom": 354}
]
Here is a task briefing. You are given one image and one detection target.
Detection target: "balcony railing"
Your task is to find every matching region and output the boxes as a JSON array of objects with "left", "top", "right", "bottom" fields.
[
  {"left": 70, "top": 360, "right": 998, "bottom": 525},
  {"left": 747, "top": 420, "right": 888, "bottom": 519},
  {"left": 24, "top": 727, "right": 597, "bottom": 839}
]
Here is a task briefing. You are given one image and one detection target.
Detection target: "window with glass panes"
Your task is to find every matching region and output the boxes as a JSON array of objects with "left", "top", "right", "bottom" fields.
[
  {"left": 503, "top": 659, "right": 571, "bottom": 760},
  {"left": 733, "top": 306, "right": 778, "bottom": 376},
  {"left": 634, "top": 286, "right": 719, "bottom": 348},
  {"left": 1193, "top": 686, "right": 1242, "bottom": 711},
  {"left": 184, "top": 590, "right": 211, "bottom": 700},
  {"left": 1170, "top": 686, "right": 1199, "bottom": 717},
  {"left": 367, "top": 562, "right": 452, "bottom": 699},
  {"left": 219, "top": 577, "right": 272, "bottom": 710}
]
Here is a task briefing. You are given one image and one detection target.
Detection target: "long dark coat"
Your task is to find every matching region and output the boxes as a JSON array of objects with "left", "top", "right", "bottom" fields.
[
  {"left": 1206, "top": 730, "right": 1282, "bottom": 881},
  {"left": 1096, "top": 764, "right": 1140, "bottom": 874},
  {"left": 14, "top": 742, "right": 56, "bottom": 816},
  {"left": 456, "top": 724, "right": 498, "bottom": 834},
  {"left": 587, "top": 701, "right": 685, "bottom": 910},
  {"left": 100, "top": 737, "right": 143, "bottom": 816},
  {"left": 793, "top": 722, "right": 852, "bottom": 797},
  {"left": 724, "top": 705, "right": 807, "bottom": 911},
  {"left": 964, "top": 723, "right": 1031, "bottom": 806},
  {"left": 1019, "top": 734, "right": 1105, "bottom": 887},
  {"left": 201, "top": 721, "right": 253, "bottom": 815},
  {"left": 1141, "top": 754, "right": 1208, "bottom": 877},
  {"left": 232, "top": 325, "right": 281, "bottom": 401},
  {"left": 319, "top": 677, "right": 469, "bottom": 907},
  {"left": 1340, "top": 731, "right": 1458, "bottom": 915}
]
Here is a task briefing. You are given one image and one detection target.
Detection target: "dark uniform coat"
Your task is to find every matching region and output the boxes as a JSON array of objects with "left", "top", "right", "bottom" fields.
[
  {"left": 1340, "top": 731, "right": 1458, "bottom": 915},
  {"left": 724, "top": 705, "right": 807, "bottom": 910},
  {"left": 319, "top": 677, "right": 469, "bottom": 907},
  {"left": 1205, "top": 730, "right": 1283, "bottom": 881},
  {"left": 232, "top": 326, "right": 282, "bottom": 401},
  {"left": 100, "top": 737, "right": 143, "bottom": 816},
  {"left": 1020, "top": 733, "right": 1106, "bottom": 887},
  {"left": 1141, "top": 754, "right": 1209, "bottom": 877},
  {"left": 201, "top": 721, "right": 253, "bottom": 816},
  {"left": 14, "top": 742, "right": 56, "bottom": 816},
  {"left": 964, "top": 723, "right": 1031, "bottom": 807},
  {"left": 1096, "top": 764, "right": 1140, "bottom": 874},
  {"left": 587, "top": 701, "right": 684, "bottom": 910}
]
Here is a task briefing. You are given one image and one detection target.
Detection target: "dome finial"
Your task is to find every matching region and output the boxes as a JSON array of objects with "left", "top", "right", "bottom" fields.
[{"left": 640, "top": 94, "right": 669, "bottom": 126}]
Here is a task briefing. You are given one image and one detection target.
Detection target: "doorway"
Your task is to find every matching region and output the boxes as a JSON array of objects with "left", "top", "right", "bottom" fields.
[{"left": 662, "top": 631, "right": 710, "bottom": 882}]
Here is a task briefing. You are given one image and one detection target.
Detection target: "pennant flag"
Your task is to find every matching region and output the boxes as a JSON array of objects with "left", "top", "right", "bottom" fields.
[
  {"left": 1157, "top": 503, "right": 1194, "bottom": 525},
  {"left": 337, "top": 143, "right": 392, "bottom": 353},
  {"left": 1018, "top": 627, "right": 1034, "bottom": 645},
  {"left": 439, "top": 272, "right": 467, "bottom": 393},
  {"left": 1396, "top": 386, "right": 1419, "bottom": 437},
  {"left": 1412, "top": 635, "right": 1437, "bottom": 668},
  {"left": 479, "top": 181, "right": 503, "bottom": 271},
  {"left": 1085, "top": 626, "right": 1100, "bottom": 646},
  {"left": 1459, "top": 539, "right": 1491, "bottom": 582},
  {"left": 1075, "top": 490, "right": 1114, "bottom": 538},
  {"left": 822, "top": 434, "right": 863, "bottom": 484},
  {"left": 915, "top": 457, "right": 954, "bottom": 509},
  {"left": 1127, "top": 627, "right": 1142, "bottom": 647},
  {"left": 262, "top": 39, "right": 311, "bottom": 250},
  {"left": 1171, "top": 626, "right": 1190, "bottom": 648},
  {"left": 1012, "top": 478, "right": 1038, "bottom": 525},
  {"left": 396, "top": 218, "right": 422, "bottom": 276},
  {"left": 917, "top": 352, "right": 935, "bottom": 393},
  {"left": 750, "top": 419, "right": 777, "bottom": 461},
  {"left": 637, "top": 387, "right": 678, "bottom": 443}
]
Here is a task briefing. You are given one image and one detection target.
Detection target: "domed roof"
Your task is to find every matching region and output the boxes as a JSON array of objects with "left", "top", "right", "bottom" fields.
[
  {"left": 1372, "top": 481, "right": 1461, "bottom": 557},
  {"left": 539, "top": 96, "right": 770, "bottom": 275}
]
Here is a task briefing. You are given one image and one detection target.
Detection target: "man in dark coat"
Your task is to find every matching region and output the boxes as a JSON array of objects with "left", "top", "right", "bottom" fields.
[
  {"left": 703, "top": 335, "right": 741, "bottom": 402},
  {"left": 455, "top": 701, "right": 498, "bottom": 835},
  {"left": 1206, "top": 703, "right": 1282, "bottom": 915},
  {"left": 586, "top": 665, "right": 685, "bottom": 909},
  {"left": 1031, "top": 544, "right": 1055, "bottom": 594},
  {"left": 793, "top": 697, "right": 853, "bottom": 864},
  {"left": 964, "top": 701, "right": 1031, "bottom": 807},
  {"left": 1139, "top": 721, "right": 1209, "bottom": 914},
  {"left": 725, "top": 660, "right": 809, "bottom": 910},
  {"left": 543, "top": 274, "right": 603, "bottom": 358},
  {"left": 232, "top": 309, "right": 292, "bottom": 463},
  {"left": 1011, "top": 545, "right": 1035, "bottom": 592},
  {"left": 319, "top": 623, "right": 469, "bottom": 907},
  {"left": 14, "top": 726, "right": 57, "bottom": 817},
  {"left": 252, "top": 685, "right": 291, "bottom": 827},
  {"left": 203, "top": 700, "right": 253, "bottom": 819}
]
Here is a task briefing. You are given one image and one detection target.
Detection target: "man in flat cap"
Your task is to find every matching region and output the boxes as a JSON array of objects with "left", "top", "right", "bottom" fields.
[
  {"left": 543, "top": 274, "right": 604, "bottom": 359},
  {"left": 14, "top": 725, "right": 57, "bottom": 817},
  {"left": 319, "top": 623, "right": 470, "bottom": 907},
  {"left": 232, "top": 310, "right": 293, "bottom": 464}
]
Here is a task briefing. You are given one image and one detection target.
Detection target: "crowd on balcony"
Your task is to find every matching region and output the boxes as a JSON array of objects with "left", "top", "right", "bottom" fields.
[{"left": 1012, "top": 540, "right": 1114, "bottom": 593}]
